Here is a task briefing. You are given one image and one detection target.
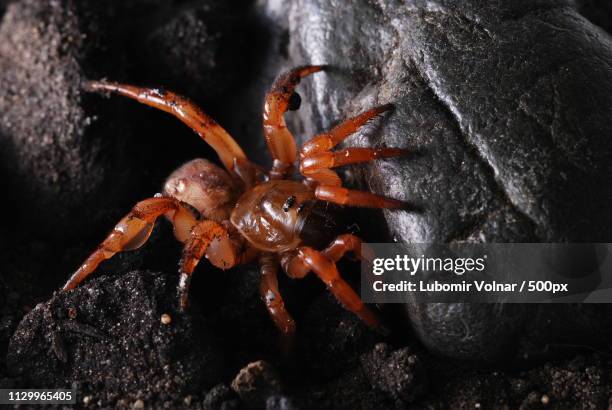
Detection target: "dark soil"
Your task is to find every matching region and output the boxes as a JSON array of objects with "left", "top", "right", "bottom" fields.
[{"left": 1, "top": 0, "right": 612, "bottom": 409}]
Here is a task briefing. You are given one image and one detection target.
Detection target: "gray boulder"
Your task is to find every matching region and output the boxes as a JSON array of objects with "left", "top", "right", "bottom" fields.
[{"left": 260, "top": 0, "right": 612, "bottom": 360}]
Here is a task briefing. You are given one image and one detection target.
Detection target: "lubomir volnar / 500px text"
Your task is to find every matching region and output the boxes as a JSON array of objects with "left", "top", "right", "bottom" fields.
[{"left": 371, "top": 254, "right": 487, "bottom": 276}]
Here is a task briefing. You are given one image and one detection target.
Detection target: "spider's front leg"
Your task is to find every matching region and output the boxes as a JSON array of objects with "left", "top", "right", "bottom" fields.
[
  {"left": 263, "top": 65, "right": 325, "bottom": 179},
  {"left": 63, "top": 196, "right": 240, "bottom": 311},
  {"left": 63, "top": 197, "right": 198, "bottom": 290},
  {"left": 84, "top": 81, "right": 260, "bottom": 186},
  {"left": 178, "top": 220, "right": 234, "bottom": 310},
  {"left": 299, "top": 105, "right": 411, "bottom": 209}
]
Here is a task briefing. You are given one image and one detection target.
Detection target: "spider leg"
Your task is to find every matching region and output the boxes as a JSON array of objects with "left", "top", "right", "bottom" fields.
[
  {"left": 321, "top": 233, "right": 372, "bottom": 262},
  {"left": 301, "top": 147, "right": 409, "bottom": 186},
  {"left": 259, "top": 253, "right": 296, "bottom": 349},
  {"left": 264, "top": 65, "right": 325, "bottom": 178},
  {"left": 282, "top": 246, "right": 380, "bottom": 329},
  {"left": 84, "top": 82, "right": 255, "bottom": 181},
  {"left": 315, "top": 185, "right": 407, "bottom": 209},
  {"left": 297, "top": 104, "right": 410, "bottom": 208},
  {"left": 300, "top": 105, "right": 393, "bottom": 157},
  {"left": 178, "top": 220, "right": 232, "bottom": 310},
  {"left": 63, "top": 197, "right": 198, "bottom": 290},
  {"left": 281, "top": 233, "right": 370, "bottom": 278}
]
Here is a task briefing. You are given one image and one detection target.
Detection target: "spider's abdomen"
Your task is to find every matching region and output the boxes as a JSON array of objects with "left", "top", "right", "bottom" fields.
[{"left": 230, "top": 180, "right": 315, "bottom": 252}]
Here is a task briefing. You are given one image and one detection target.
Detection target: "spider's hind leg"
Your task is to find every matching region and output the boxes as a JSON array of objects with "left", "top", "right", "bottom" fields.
[
  {"left": 282, "top": 245, "right": 380, "bottom": 329},
  {"left": 259, "top": 253, "right": 296, "bottom": 351}
]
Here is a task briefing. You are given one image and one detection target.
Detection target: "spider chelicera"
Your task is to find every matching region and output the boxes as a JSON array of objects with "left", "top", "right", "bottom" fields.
[{"left": 62, "top": 65, "right": 410, "bottom": 341}]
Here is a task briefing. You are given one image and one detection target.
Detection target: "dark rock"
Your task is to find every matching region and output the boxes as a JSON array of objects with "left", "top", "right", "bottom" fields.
[
  {"left": 136, "top": 1, "right": 250, "bottom": 101},
  {"left": 0, "top": 274, "right": 20, "bottom": 378},
  {"left": 203, "top": 384, "right": 240, "bottom": 410},
  {"left": 298, "top": 292, "right": 382, "bottom": 380},
  {"left": 519, "top": 391, "right": 545, "bottom": 410},
  {"left": 7, "top": 270, "right": 225, "bottom": 399},
  {"left": 266, "top": 395, "right": 299, "bottom": 410},
  {"left": 205, "top": 264, "right": 280, "bottom": 364},
  {"left": 261, "top": 0, "right": 612, "bottom": 360},
  {"left": 0, "top": 274, "right": 5, "bottom": 314},
  {"left": 531, "top": 356, "right": 607, "bottom": 409},
  {"left": 299, "top": 367, "right": 394, "bottom": 410},
  {"left": 0, "top": 306, "right": 17, "bottom": 369},
  {"left": 0, "top": 377, "right": 17, "bottom": 389},
  {"left": 406, "top": 353, "right": 609, "bottom": 408},
  {"left": 360, "top": 343, "right": 426, "bottom": 404},
  {"left": 231, "top": 360, "right": 283, "bottom": 409},
  {"left": 0, "top": 0, "right": 137, "bottom": 239}
]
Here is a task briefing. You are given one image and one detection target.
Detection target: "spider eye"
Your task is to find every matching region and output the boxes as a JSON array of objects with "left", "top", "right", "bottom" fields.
[
  {"left": 283, "top": 195, "right": 297, "bottom": 212},
  {"left": 288, "top": 92, "right": 301, "bottom": 111}
]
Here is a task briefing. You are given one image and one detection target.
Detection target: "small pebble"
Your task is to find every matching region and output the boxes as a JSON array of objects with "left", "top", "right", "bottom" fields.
[
  {"left": 132, "top": 399, "right": 145, "bottom": 409},
  {"left": 83, "top": 395, "right": 92, "bottom": 405},
  {"left": 161, "top": 313, "right": 172, "bottom": 325},
  {"left": 184, "top": 395, "right": 193, "bottom": 406},
  {"left": 231, "top": 360, "right": 282, "bottom": 407},
  {"left": 541, "top": 394, "right": 550, "bottom": 406}
]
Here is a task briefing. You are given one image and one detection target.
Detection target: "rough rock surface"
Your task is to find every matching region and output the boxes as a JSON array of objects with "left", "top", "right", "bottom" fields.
[
  {"left": 297, "top": 291, "right": 380, "bottom": 379},
  {"left": 578, "top": 0, "right": 612, "bottom": 33},
  {"left": 264, "top": 0, "right": 612, "bottom": 360},
  {"left": 231, "top": 360, "right": 283, "bottom": 408},
  {"left": 202, "top": 383, "right": 241, "bottom": 410},
  {"left": 0, "top": 276, "right": 6, "bottom": 376},
  {"left": 360, "top": 343, "right": 426, "bottom": 404},
  {"left": 7, "top": 270, "right": 224, "bottom": 401},
  {"left": 0, "top": 0, "right": 135, "bottom": 238},
  {"left": 137, "top": 1, "right": 250, "bottom": 101}
]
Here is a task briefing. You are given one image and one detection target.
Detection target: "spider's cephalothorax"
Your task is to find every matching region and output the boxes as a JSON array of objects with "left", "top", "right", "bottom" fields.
[{"left": 63, "top": 66, "right": 410, "bottom": 340}]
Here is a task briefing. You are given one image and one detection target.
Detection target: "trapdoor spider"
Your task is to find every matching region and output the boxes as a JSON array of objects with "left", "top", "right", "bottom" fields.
[{"left": 63, "top": 66, "right": 409, "bottom": 339}]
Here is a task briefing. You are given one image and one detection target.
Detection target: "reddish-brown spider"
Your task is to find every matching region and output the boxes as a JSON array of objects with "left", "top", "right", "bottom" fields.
[{"left": 63, "top": 65, "right": 409, "bottom": 339}]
